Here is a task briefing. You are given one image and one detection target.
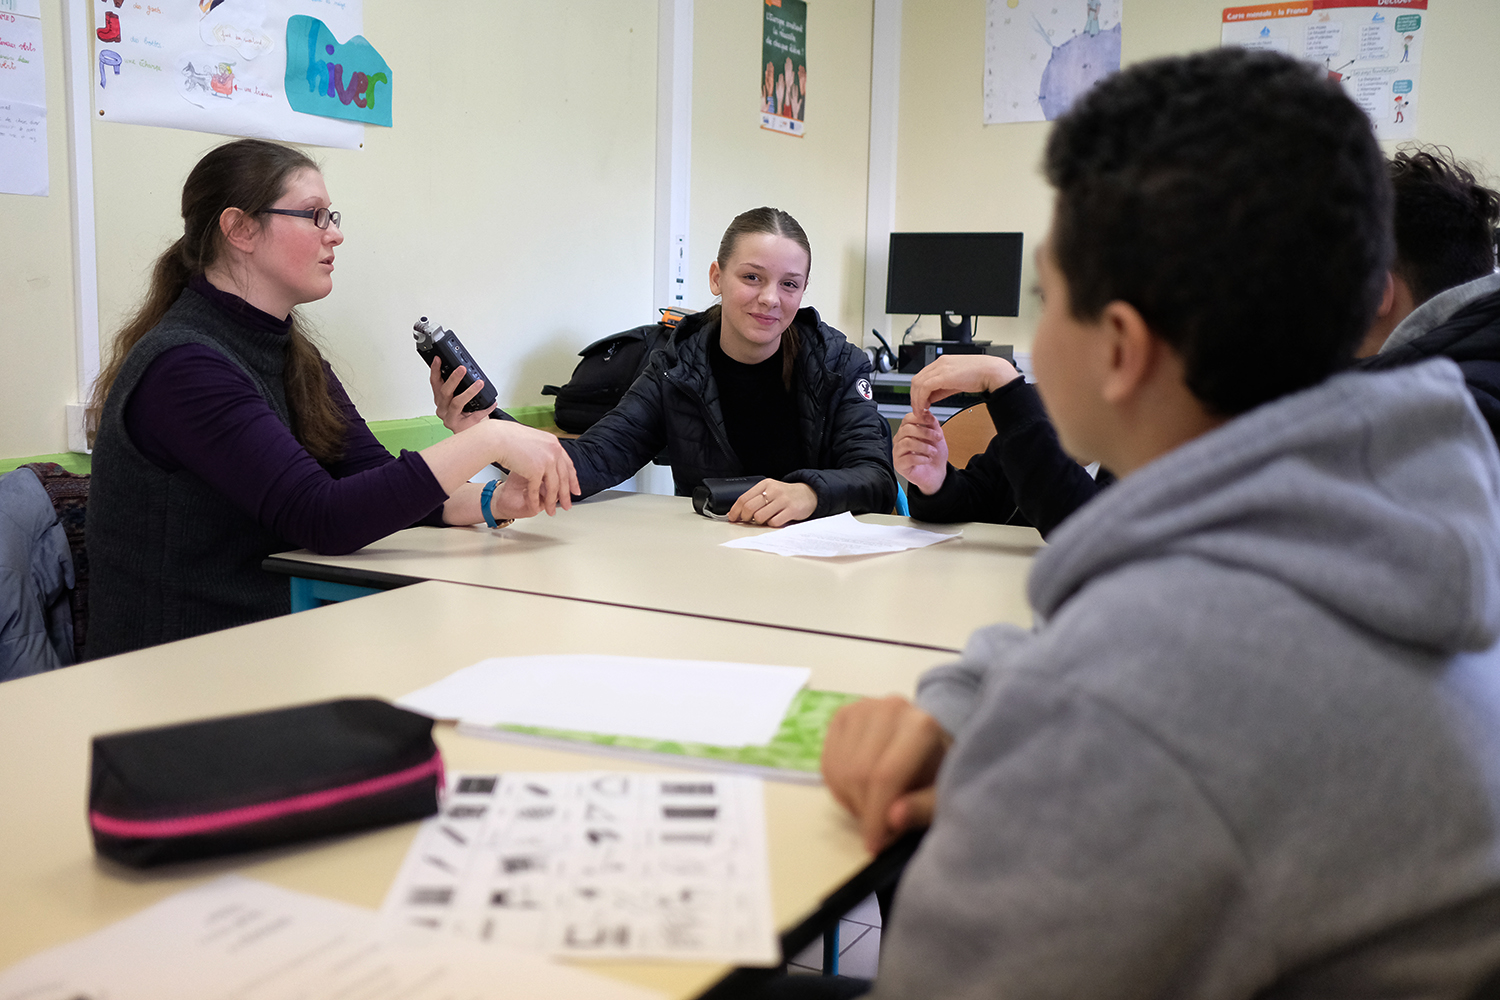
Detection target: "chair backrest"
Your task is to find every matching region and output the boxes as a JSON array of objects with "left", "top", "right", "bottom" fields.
[
  {"left": 942, "top": 403, "right": 997, "bottom": 470},
  {"left": 22, "top": 463, "right": 89, "bottom": 661}
]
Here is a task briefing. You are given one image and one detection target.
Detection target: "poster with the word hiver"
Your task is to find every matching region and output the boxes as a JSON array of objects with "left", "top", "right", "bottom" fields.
[
  {"left": 92, "top": 0, "right": 384, "bottom": 149},
  {"left": 984, "top": 0, "right": 1123, "bottom": 125},
  {"left": 1222, "top": 0, "right": 1427, "bottom": 141},
  {"left": 760, "top": 0, "right": 805, "bottom": 137}
]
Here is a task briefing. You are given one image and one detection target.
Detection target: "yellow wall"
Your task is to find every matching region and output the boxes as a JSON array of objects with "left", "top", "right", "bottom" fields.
[
  {"left": 5, "top": 0, "right": 659, "bottom": 460},
  {"left": 687, "top": 0, "right": 873, "bottom": 337},
  {"left": 895, "top": 0, "right": 1500, "bottom": 353},
  {"left": 8, "top": 0, "right": 1499, "bottom": 460},
  {"left": 1, "top": 4, "right": 79, "bottom": 459}
]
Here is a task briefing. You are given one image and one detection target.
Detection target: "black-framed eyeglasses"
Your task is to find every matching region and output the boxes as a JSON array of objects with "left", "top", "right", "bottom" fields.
[{"left": 261, "top": 206, "right": 341, "bottom": 230}]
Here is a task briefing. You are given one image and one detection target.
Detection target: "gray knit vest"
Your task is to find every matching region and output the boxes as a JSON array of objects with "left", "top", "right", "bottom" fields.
[{"left": 87, "top": 288, "right": 296, "bottom": 658}]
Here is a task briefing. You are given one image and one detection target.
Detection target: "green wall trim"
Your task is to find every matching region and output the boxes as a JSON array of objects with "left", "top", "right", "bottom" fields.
[
  {"left": 365, "top": 415, "right": 449, "bottom": 454},
  {"left": 0, "top": 404, "right": 558, "bottom": 474},
  {"left": 365, "top": 405, "right": 557, "bottom": 455},
  {"left": 0, "top": 452, "right": 93, "bottom": 475}
]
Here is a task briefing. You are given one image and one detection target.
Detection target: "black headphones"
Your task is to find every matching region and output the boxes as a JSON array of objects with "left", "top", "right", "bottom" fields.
[{"left": 865, "top": 329, "right": 897, "bottom": 374}]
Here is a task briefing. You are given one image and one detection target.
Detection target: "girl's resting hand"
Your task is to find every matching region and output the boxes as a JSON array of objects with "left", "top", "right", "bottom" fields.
[{"left": 727, "top": 478, "right": 817, "bottom": 527}]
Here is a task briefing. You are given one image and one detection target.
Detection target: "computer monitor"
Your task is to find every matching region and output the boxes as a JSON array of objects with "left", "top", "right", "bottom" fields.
[{"left": 885, "top": 232, "right": 1024, "bottom": 345}]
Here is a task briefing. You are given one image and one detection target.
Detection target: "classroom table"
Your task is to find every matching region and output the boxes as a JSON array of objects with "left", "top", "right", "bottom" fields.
[
  {"left": 0, "top": 581, "right": 950, "bottom": 999},
  {"left": 265, "top": 490, "right": 1044, "bottom": 652}
]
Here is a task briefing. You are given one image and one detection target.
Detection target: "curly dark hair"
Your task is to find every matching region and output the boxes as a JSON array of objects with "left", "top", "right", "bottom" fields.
[
  {"left": 1044, "top": 48, "right": 1393, "bottom": 416},
  {"left": 1390, "top": 145, "right": 1500, "bottom": 305}
]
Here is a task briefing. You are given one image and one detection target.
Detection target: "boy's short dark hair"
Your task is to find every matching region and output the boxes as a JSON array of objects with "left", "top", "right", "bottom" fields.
[
  {"left": 1391, "top": 146, "right": 1500, "bottom": 305},
  {"left": 1044, "top": 48, "right": 1392, "bottom": 416}
]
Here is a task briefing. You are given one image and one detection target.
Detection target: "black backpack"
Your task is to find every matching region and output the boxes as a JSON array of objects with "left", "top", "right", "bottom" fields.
[{"left": 542, "top": 312, "right": 690, "bottom": 433}]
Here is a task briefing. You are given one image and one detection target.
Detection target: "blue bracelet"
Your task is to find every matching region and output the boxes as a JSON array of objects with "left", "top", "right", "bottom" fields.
[{"left": 480, "top": 478, "right": 500, "bottom": 528}]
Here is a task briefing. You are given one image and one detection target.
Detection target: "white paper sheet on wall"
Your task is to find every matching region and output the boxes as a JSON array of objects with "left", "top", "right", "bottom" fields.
[
  {"left": 91, "top": 0, "right": 364, "bottom": 148},
  {"left": 383, "top": 770, "right": 781, "bottom": 965},
  {"left": 983, "top": 0, "right": 1122, "bottom": 125},
  {"left": 0, "top": 0, "right": 48, "bottom": 196}
]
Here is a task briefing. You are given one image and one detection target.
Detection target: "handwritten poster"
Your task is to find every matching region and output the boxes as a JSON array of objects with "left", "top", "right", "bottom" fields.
[
  {"left": 1221, "top": 0, "right": 1427, "bottom": 141},
  {"left": 93, "top": 0, "right": 366, "bottom": 149},
  {"left": 0, "top": 0, "right": 47, "bottom": 196},
  {"left": 759, "top": 0, "right": 805, "bottom": 137}
]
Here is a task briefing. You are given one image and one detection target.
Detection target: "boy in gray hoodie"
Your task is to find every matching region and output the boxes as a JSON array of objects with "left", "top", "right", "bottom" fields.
[{"left": 821, "top": 49, "right": 1500, "bottom": 999}]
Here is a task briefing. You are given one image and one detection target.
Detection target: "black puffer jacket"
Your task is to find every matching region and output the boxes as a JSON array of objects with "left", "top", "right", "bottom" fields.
[
  {"left": 1358, "top": 283, "right": 1500, "bottom": 443},
  {"left": 562, "top": 307, "right": 897, "bottom": 518}
]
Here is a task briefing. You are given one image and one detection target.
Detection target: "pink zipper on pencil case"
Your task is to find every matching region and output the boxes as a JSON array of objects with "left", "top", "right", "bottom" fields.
[{"left": 90, "top": 750, "right": 444, "bottom": 839}]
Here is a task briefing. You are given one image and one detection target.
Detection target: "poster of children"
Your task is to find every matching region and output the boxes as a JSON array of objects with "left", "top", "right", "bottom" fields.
[{"left": 760, "top": 0, "right": 806, "bottom": 137}]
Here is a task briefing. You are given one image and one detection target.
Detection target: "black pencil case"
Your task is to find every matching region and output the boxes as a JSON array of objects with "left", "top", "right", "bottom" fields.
[
  {"left": 88, "top": 698, "right": 443, "bottom": 868},
  {"left": 692, "top": 476, "right": 766, "bottom": 517}
]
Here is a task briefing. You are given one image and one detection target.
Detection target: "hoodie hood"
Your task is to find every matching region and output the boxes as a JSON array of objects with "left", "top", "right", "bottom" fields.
[{"left": 1030, "top": 358, "right": 1500, "bottom": 655}]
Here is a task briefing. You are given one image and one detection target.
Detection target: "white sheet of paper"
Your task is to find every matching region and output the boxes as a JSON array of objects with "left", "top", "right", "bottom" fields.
[
  {"left": 0, "top": 875, "right": 662, "bottom": 1000},
  {"left": 398, "top": 654, "right": 810, "bottom": 747},
  {"left": 383, "top": 771, "right": 780, "bottom": 965},
  {"left": 0, "top": 3, "right": 48, "bottom": 197},
  {"left": 721, "top": 511, "right": 962, "bottom": 557}
]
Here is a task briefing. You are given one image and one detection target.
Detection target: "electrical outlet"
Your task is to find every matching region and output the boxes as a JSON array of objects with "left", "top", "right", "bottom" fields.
[{"left": 66, "top": 403, "right": 92, "bottom": 454}]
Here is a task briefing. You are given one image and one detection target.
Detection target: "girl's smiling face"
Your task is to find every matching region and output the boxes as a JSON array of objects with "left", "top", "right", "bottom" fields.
[{"left": 708, "top": 232, "right": 809, "bottom": 365}]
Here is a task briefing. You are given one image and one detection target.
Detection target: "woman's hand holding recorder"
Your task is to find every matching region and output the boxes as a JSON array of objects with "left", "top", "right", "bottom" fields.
[{"left": 430, "top": 358, "right": 496, "bottom": 432}]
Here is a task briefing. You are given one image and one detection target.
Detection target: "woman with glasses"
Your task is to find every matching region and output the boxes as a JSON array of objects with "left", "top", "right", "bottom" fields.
[
  {"left": 86, "top": 139, "right": 578, "bottom": 658},
  {"left": 437, "top": 207, "right": 895, "bottom": 526}
]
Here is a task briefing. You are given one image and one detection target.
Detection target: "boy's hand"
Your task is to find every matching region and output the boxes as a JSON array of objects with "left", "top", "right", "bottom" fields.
[
  {"left": 822, "top": 696, "right": 952, "bottom": 853},
  {"left": 910, "top": 355, "right": 1021, "bottom": 414},
  {"left": 893, "top": 411, "right": 950, "bottom": 496}
]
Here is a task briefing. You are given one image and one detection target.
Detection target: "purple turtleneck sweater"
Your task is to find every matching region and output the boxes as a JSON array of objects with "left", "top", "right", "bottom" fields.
[{"left": 122, "top": 276, "right": 448, "bottom": 555}]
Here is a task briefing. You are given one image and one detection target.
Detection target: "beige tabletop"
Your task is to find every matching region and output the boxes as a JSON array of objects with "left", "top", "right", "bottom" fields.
[
  {"left": 0, "top": 581, "right": 951, "bottom": 998},
  {"left": 267, "top": 491, "right": 1043, "bottom": 652}
]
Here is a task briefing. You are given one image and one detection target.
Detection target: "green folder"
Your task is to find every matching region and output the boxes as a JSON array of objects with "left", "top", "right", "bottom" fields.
[{"left": 462, "top": 689, "right": 862, "bottom": 784}]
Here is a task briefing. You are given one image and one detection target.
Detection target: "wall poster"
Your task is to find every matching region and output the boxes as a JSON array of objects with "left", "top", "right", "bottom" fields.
[
  {"left": 983, "top": 0, "right": 1123, "bottom": 125},
  {"left": 92, "top": 0, "right": 376, "bottom": 149},
  {"left": 0, "top": 0, "right": 47, "bottom": 196},
  {"left": 1221, "top": 0, "right": 1427, "bottom": 141},
  {"left": 759, "top": 0, "right": 805, "bottom": 137}
]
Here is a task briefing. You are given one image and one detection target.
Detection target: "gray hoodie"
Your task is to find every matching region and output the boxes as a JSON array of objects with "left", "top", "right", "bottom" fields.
[{"left": 878, "top": 359, "right": 1500, "bottom": 999}]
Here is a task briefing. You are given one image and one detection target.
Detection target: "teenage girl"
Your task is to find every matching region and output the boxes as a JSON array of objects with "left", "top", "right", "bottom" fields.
[{"left": 437, "top": 208, "right": 895, "bottom": 525}]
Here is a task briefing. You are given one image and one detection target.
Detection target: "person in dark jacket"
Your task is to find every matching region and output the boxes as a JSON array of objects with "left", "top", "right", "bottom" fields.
[
  {"left": 87, "top": 139, "right": 578, "bottom": 657},
  {"left": 560, "top": 208, "right": 897, "bottom": 525},
  {"left": 898, "top": 145, "right": 1500, "bottom": 534},
  {"left": 1355, "top": 146, "right": 1500, "bottom": 441}
]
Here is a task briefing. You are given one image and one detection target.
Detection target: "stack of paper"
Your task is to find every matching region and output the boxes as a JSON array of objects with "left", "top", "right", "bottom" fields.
[
  {"left": 399, "top": 654, "right": 811, "bottom": 747},
  {"left": 0, "top": 876, "right": 662, "bottom": 1000},
  {"left": 722, "top": 511, "right": 961, "bottom": 557}
]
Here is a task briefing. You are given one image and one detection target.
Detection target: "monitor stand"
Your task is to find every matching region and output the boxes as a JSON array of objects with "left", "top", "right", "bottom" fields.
[{"left": 935, "top": 311, "right": 975, "bottom": 344}]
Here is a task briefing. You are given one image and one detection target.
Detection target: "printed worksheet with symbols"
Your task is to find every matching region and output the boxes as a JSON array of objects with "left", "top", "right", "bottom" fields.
[{"left": 381, "top": 771, "right": 780, "bottom": 965}]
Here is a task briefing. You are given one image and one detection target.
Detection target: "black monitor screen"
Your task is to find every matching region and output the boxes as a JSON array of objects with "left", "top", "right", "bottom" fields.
[{"left": 885, "top": 232, "right": 1024, "bottom": 318}]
